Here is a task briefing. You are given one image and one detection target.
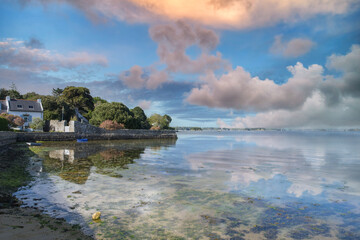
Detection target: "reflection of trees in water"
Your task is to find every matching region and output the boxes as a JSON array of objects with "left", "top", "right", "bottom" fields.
[{"left": 42, "top": 139, "right": 176, "bottom": 184}]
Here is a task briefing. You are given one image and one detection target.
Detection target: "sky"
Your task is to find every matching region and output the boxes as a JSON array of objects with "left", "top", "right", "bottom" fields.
[{"left": 0, "top": 0, "right": 359, "bottom": 128}]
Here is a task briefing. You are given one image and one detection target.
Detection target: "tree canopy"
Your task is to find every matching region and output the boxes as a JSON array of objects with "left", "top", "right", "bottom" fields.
[
  {"left": 90, "top": 102, "right": 134, "bottom": 128},
  {"left": 148, "top": 114, "right": 172, "bottom": 129},
  {"left": 131, "top": 106, "right": 151, "bottom": 129},
  {"left": 61, "top": 86, "right": 94, "bottom": 119}
]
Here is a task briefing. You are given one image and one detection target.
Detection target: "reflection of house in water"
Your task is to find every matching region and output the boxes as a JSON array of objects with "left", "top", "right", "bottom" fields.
[
  {"left": 44, "top": 139, "right": 177, "bottom": 184},
  {"left": 49, "top": 149, "right": 75, "bottom": 163}
]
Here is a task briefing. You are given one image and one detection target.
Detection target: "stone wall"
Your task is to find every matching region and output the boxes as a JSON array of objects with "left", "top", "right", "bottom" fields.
[
  {"left": 49, "top": 120, "right": 67, "bottom": 132},
  {"left": 15, "top": 129, "right": 177, "bottom": 142},
  {"left": 69, "top": 121, "right": 106, "bottom": 134},
  {"left": 0, "top": 131, "right": 17, "bottom": 147}
]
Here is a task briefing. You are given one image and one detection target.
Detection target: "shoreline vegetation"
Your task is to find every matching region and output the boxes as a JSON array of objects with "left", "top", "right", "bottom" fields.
[
  {"left": 0, "top": 144, "right": 93, "bottom": 240},
  {"left": 0, "top": 85, "right": 174, "bottom": 132}
]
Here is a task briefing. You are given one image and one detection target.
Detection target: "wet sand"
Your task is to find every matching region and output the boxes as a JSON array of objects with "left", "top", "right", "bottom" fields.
[{"left": 0, "top": 207, "right": 93, "bottom": 240}]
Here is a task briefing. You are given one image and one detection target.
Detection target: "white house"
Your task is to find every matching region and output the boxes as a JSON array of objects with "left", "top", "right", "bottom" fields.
[{"left": 0, "top": 96, "right": 43, "bottom": 127}]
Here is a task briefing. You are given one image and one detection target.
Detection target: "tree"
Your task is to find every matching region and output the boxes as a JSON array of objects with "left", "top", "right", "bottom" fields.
[
  {"left": 0, "top": 88, "right": 8, "bottom": 100},
  {"left": 0, "top": 117, "right": 9, "bottom": 131},
  {"left": 52, "top": 88, "right": 63, "bottom": 97},
  {"left": 0, "top": 85, "right": 21, "bottom": 99},
  {"left": 8, "top": 83, "right": 21, "bottom": 99},
  {"left": 148, "top": 113, "right": 172, "bottom": 129},
  {"left": 61, "top": 86, "right": 94, "bottom": 119},
  {"left": 0, "top": 113, "right": 24, "bottom": 127},
  {"left": 131, "top": 106, "right": 151, "bottom": 129},
  {"left": 90, "top": 102, "right": 135, "bottom": 128},
  {"left": 99, "top": 120, "right": 124, "bottom": 130},
  {"left": 40, "top": 95, "right": 73, "bottom": 121},
  {"left": 30, "top": 118, "right": 44, "bottom": 130},
  {"left": 22, "top": 92, "right": 42, "bottom": 100}
]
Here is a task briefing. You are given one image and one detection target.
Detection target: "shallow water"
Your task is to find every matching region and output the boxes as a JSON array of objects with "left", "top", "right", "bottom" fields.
[{"left": 15, "top": 131, "right": 360, "bottom": 239}]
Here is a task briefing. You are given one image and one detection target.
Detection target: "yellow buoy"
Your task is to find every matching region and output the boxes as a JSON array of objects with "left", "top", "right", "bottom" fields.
[{"left": 92, "top": 211, "right": 101, "bottom": 220}]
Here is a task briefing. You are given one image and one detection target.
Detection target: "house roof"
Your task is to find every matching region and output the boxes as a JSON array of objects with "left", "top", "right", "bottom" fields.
[
  {"left": 0, "top": 100, "right": 6, "bottom": 113},
  {"left": 7, "top": 99, "right": 43, "bottom": 112}
]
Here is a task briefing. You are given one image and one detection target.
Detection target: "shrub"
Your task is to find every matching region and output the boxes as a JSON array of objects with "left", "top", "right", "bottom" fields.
[
  {"left": 99, "top": 120, "right": 124, "bottom": 131},
  {"left": 0, "top": 113, "right": 24, "bottom": 127},
  {"left": 30, "top": 118, "right": 44, "bottom": 130},
  {"left": 0, "top": 117, "right": 9, "bottom": 131}
]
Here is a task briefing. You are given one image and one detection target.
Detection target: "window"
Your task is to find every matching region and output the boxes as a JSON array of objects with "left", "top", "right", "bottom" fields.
[
  {"left": 17, "top": 104, "right": 23, "bottom": 108},
  {"left": 29, "top": 106, "right": 34, "bottom": 109}
]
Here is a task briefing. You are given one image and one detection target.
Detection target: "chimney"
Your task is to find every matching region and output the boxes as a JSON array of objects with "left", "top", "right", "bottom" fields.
[
  {"left": 6, "top": 96, "right": 10, "bottom": 101},
  {"left": 37, "top": 98, "right": 41, "bottom": 104}
]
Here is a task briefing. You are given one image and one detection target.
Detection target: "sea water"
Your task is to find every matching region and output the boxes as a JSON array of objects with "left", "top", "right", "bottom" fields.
[{"left": 15, "top": 131, "right": 360, "bottom": 239}]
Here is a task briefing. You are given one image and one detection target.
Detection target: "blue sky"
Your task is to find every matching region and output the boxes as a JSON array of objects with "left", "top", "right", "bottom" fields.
[{"left": 1, "top": 0, "right": 359, "bottom": 128}]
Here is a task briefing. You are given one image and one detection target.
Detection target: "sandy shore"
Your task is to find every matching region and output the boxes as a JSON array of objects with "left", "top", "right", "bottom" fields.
[
  {"left": 0, "top": 144, "right": 93, "bottom": 240},
  {"left": 0, "top": 207, "right": 93, "bottom": 240}
]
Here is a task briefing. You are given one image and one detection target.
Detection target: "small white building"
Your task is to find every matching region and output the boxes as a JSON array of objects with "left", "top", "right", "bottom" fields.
[{"left": 0, "top": 96, "right": 43, "bottom": 127}]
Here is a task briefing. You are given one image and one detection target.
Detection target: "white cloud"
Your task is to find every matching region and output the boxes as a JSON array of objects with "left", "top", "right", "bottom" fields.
[
  {"left": 190, "top": 44, "right": 360, "bottom": 128},
  {"left": 0, "top": 38, "right": 108, "bottom": 72},
  {"left": 138, "top": 100, "right": 151, "bottom": 110},
  {"left": 187, "top": 62, "right": 323, "bottom": 111},
  {"left": 270, "top": 35, "right": 314, "bottom": 58}
]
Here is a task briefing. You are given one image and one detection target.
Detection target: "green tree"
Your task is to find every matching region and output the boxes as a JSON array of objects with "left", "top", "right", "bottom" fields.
[
  {"left": 0, "top": 117, "right": 9, "bottom": 131},
  {"left": 131, "top": 106, "right": 150, "bottom": 129},
  {"left": 8, "top": 83, "right": 21, "bottom": 99},
  {"left": 148, "top": 114, "right": 172, "bottom": 129},
  {"left": 52, "top": 88, "right": 63, "bottom": 97},
  {"left": 0, "top": 84, "right": 21, "bottom": 99},
  {"left": 61, "top": 86, "right": 94, "bottom": 119},
  {"left": 40, "top": 95, "right": 73, "bottom": 121},
  {"left": 30, "top": 118, "right": 44, "bottom": 130},
  {"left": 90, "top": 102, "right": 135, "bottom": 128},
  {"left": 22, "top": 92, "right": 42, "bottom": 100},
  {"left": 0, "top": 88, "right": 8, "bottom": 100}
]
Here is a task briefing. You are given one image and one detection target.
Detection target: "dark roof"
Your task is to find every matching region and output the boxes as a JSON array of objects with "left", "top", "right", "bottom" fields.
[
  {"left": 8, "top": 99, "right": 43, "bottom": 112},
  {"left": 0, "top": 100, "right": 6, "bottom": 113}
]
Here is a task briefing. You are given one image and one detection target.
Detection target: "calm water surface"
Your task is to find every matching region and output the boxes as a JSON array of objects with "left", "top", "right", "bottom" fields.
[{"left": 15, "top": 131, "right": 360, "bottom": 239}]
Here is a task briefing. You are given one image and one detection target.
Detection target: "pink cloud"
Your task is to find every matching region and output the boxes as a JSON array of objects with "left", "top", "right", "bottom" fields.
[
  {"left": 270, "top": 35, "right": 315, "bottom": 58},
  {"left": 0, "top": 38, "right": 108, "bottom": 72}
]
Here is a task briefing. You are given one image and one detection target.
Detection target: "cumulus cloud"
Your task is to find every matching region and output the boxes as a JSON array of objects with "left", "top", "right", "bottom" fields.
[
  {"left": 120, "top": 21, "right": 229, "bottom": 89},
  {"left": 149, "top": 21, "right": 230, "bottom": 74},
  {"left": 0, "top": 38, "right": 108, "bottom": 72},
  {"left": 138, "top": 100, "right": 151, "bottom": 110},
  {"left": 23, "top": 0, "right": 358, "bottom": 29},
  {"left": 187, "top": 62, "right": 323, "bottom": 111},
  {"left": 212, "top": 45, "right": 360, "bottom": 128},
  {"left": 119, "top": 65, "right": 169, "bottom": 89},
  {"left": 219, "top": 91, "right": 360, "bottom": 128},
  {"left": 270, "top": 35, "right": 314, "bottom": 58}
]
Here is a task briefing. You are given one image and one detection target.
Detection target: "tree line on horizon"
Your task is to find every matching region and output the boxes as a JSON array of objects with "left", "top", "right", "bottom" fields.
[{"left": 0, "top": 85, "right": 173, "bottom": 130}]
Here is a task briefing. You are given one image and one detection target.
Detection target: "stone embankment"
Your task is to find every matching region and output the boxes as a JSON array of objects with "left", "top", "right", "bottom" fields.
[{"left": 0, "top": 130, "right": 177, "bottom": 147}]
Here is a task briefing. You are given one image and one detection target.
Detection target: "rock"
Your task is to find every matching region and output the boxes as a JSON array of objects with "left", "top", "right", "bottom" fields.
[{"left": 92, "top": 211, "right": 101, "bottom": 220}]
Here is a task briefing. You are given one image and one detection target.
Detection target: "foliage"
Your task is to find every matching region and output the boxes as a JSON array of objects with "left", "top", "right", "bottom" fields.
[
  {"left": 22, "top": 92, "right": 42, "bottom": 100},
  {"left": 148, "top": 114, "right": 172, "bottom": 129},
  {"left": 0, "top": 86, "right": 21, "bottom": 99},
  {"left": 61, "top": 86, "right": 94, "bottom": 119},
  {"left": 90, "top": 102, "right": 134, "bottom": 128},
  {"left": 0, "top": 113, "right": 25, "bottom": 127},
  {"left": 52, "top": 88, "right": 63, "bottom": 97},
  {"left": 93, "top": 96, "right": 108, "bottom": 106},
  {"left": 0, "top": 117, "right": 9, "bottom": 131},
  {"left": 40, "top": 95, "right": 73, "bottom": 121},
  {"left": 30, "top": 118, "right": 44, "bottom": 130},
  {"left": 131, "top": 106, "right": 151, "bottom": 129},
  {"left": 99, "top": 120, "right": 124, "bottom": 130}
]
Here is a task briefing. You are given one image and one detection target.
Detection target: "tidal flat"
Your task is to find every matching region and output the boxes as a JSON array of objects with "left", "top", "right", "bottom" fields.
[{"left": 3, "top": 131, "right": 360, "bottom": 239}]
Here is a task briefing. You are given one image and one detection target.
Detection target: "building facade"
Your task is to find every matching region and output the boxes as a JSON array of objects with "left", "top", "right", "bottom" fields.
[{"left": 0, "top": 96, "right": 43, "bottom": 127}]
